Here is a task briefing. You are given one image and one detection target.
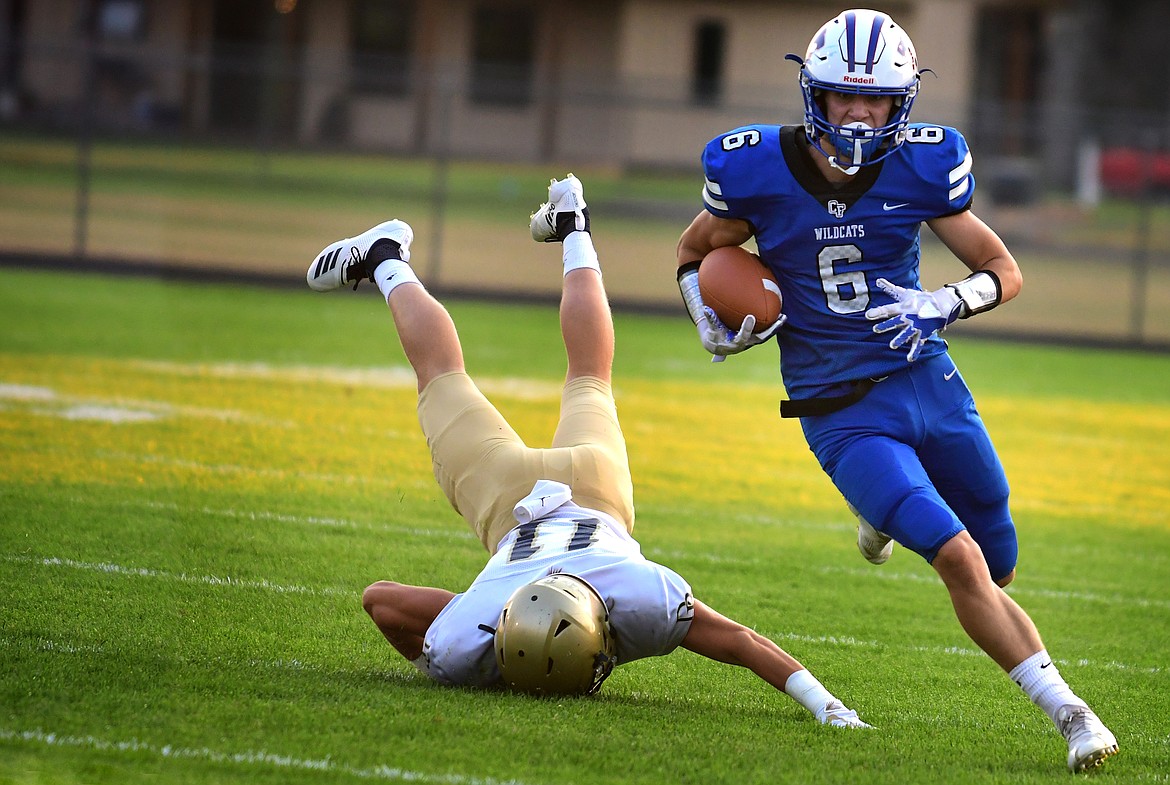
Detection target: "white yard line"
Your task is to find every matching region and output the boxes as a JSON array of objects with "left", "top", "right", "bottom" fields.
[
  {"left": 69, "top": 498, "right": 476, "bottom": 541},
  {"left": 77, "top": 449, "right": 432, "bottom": 488},
  {"left": 5, "top": 555, "right": 352, "bottom": 597},
  {"left": 129, "top": 360, "right": 564, "bottom": 401},
  {"left": 0, "top": 727, "right": 533, "bottom": 785},
  {"left": 0, "top": 382, "right": 288, "bottom": 426},
  {"left": 648, "top": 545, "right": 1170, "bottom": 612}
]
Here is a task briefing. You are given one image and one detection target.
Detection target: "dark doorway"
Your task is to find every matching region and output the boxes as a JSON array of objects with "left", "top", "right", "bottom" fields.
[
  {"left": 1, "top": 0, "right": 28, "bottom": 95},
  {"left": 209, "top": 0, "right": 302, "bottom": 140},
  {"left": 692, "top": 20, "right": 725, "bottom": 106}
]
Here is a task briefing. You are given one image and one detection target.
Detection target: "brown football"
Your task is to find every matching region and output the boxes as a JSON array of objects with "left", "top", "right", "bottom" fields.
[{"left": 698, "top": 246, "right": 783, "bottom": 330}]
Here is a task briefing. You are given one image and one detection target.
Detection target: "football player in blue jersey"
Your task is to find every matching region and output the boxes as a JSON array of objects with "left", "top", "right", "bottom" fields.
[
  {"left": 675, "top": 8, "right": 1117, "bottom": 773},
  {"left": 309, "top": 175, "right": 869, "bottom": 726}
]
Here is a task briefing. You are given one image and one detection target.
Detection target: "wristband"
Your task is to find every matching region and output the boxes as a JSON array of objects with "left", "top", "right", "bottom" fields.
[
  {"left": 946, "top": 270, "right": 1001, "bottom": 318},
  {"left": 677, "top": 261, "right": 705, "bottom": 324}
]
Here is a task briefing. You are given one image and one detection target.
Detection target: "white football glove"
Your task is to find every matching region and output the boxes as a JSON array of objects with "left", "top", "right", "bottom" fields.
[
  {"left": 696, "top": 307, "right": 786, "bottom": 363},
  {"left": 865, "top": 279, "right": 962, "bottom": 363}
]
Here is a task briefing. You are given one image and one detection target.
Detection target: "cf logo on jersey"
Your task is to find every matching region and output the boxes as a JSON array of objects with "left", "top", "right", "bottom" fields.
[{"left": 827, "top": 200, "right": 847, "bottom": 219}]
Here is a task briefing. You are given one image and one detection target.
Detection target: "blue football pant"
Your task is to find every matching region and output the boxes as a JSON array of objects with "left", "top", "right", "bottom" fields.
[{"left": 800, "top": 353, "right": 1017, "bottom": 581}]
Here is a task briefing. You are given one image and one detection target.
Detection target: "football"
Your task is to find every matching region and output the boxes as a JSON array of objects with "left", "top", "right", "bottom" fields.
[{"left": 698, "top": 246, "right": 783, "bottom": 330}]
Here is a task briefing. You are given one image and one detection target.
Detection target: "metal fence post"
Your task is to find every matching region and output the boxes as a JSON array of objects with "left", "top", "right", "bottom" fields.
[
  {"left": 426, "top": 73, "right": 453, "bottom": 286},
  {"left": 74, "top": 1, "right": 97, "bottom": 259}
]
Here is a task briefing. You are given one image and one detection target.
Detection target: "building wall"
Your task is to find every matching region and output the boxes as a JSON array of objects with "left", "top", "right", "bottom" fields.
[
  {"left": 5, "top": 0, "right": 1052, "bottom": 169},
  {"left": 907, "top": 0, "right": 977, "bottom": 130},
  {"left": 615, "top": 1, "right": 980, "bottom": 166},
  {"left": 297, "top": 0, "right": 622, "bottom": 159},
  {"left": 420, "top": 0, "right": 622, "bottom": 161},
  {"left": 22, "top": 0, "right": 85, "bottom": 100},
  {"left": 617, "top": 1, "right": 831, "bottom": 166},
  {"left": 299, "top": 1, "right": 351, "bottom": 145},
  {"left": 21, "top": 0, "right": 193, "bottom": 122}
]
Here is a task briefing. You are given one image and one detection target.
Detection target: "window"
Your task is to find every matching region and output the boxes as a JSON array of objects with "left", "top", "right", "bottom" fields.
[
  {"left": 352, "top": 0, "right": 415, "bottom": 96},
  {"left": 92, "top": 0, "right": 146, "bottom": 41},
  {"left": 470, "top": 6, "right": 535, "bottom": 106},
  {"left": 692, "top": 20, "right": 725, "bottom": 105}
]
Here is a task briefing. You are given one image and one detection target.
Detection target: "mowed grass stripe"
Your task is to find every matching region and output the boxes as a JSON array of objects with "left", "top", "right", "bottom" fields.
[
  {"left": 10, "top": 546, "right": 1166, "bottom": 649},
  {"left": 10, "top": 542, "right": 1158, "bottom": 610},
  {"left": 7, "top": 619, "right": 1163, "bottom": 678},
  {"left": 3, "top": 352, "right": 1169, "bottom": 529},
  {"left": 9, "top": 483, "right": 1162, "bottom": 615},
  {"left": 3, "top": 272, "right": 1170, "bottom": 784}
]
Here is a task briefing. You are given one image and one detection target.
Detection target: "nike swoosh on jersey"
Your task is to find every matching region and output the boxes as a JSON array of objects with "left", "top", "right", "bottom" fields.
[
  {"left": 944, "top": 368, "right": 958, "bottom": 381},
  {"left": 883, "top": 202, "right": 910, "bottom": 211}
]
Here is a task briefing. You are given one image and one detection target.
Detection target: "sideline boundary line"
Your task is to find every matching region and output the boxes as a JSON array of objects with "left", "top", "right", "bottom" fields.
[{"left": 0, "top": 727, "right": 532, "bottom": 785}]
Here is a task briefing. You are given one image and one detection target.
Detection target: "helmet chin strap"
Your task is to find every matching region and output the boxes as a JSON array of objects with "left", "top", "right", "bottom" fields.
[
  {"left": 827, "top": 155, "right": 860, "bottom": 176},
  {"left": 828, "top": 121, "right": 869, "bottom": 175}
]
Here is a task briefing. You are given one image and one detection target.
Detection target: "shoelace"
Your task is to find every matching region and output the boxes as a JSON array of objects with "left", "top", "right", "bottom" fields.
[{"left": 1059, "top": 707, "right": 1092, "bottom": 741}]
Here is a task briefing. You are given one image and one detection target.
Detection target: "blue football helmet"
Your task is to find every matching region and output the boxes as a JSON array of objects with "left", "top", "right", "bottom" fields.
[{"left": 787, "top": 9, "right": 922, "bottom": 172}]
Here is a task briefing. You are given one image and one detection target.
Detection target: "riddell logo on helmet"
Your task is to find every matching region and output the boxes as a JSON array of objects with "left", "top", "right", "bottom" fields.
[{"left": 843, "top": 74, "right": 876, "bottom": 84}]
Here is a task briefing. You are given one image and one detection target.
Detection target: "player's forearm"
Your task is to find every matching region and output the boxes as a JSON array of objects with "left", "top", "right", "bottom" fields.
[
  {"left": 975, "top": 253, "right": 1022, "bottom": 304},
  {"left": 681, "top": 601, "right": 802, "bottom": 691},
  {"left": 929, "top": 211, "right": 1022, "bottom": 305},
  {"left": 676, "top": 219, "right": 712, "bottom": 267}
]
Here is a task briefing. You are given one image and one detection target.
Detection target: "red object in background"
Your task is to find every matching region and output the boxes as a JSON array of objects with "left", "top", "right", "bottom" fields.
[
  {"left": 1152, "top": 154, "right": 1170, "bottom": 189},
  {"left": 1100, "top": 147, "right": 1170, "bottom": 195}
]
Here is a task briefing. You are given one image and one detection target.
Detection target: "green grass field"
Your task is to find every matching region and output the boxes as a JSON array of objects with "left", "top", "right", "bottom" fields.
[{"left": 2, "top": 268, "right": 1168, "bottom": 785}]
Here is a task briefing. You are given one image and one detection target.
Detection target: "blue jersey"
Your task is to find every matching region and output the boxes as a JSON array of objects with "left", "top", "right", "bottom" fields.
[{"left": 701, "top": 124, "right": 975, "bottom": 397}]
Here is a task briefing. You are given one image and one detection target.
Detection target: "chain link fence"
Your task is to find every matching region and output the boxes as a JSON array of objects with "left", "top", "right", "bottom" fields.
[{"left": 1, "top": 41, "right": 1167, "bottom": 349}]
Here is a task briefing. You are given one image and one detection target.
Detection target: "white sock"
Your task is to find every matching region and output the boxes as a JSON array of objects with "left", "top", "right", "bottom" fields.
[
  {"left": 562, "top": 231, "right": 600, "bottom": 276},
  {"left": 373, "top": 259, "right": 421, "bottom": 300},
  {"left": 784, "top": 669, "right": 835, "bottom": 721},
  {"left": 1009, "top": 650, "right": 1086, "bottom": 722}
]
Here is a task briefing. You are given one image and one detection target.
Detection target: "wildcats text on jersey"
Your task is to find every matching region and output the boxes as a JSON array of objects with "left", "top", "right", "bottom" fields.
[{"left": 814, "top": 223, "right": 865, "bottom": 241}]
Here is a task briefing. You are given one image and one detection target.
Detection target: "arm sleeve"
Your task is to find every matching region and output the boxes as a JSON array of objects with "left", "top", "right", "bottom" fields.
[
  {"left": 937, "top": 127, "right": 976, "bottom": 215},
  {"left": 604, "top": 562, "right": 694, "bottom": 664},
  {"left": 421, "top": 592, "right": 502, "bottom": 688},
  {"left": 700, "top": 128, "right": 751, "bottom": 220}
]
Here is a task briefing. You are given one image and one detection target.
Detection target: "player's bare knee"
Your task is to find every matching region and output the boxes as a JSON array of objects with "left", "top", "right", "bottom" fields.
[{"left": 932, "top": 533, "right": 992, "bottom": 588}]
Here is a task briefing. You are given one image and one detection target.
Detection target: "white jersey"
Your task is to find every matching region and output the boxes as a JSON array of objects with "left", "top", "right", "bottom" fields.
[{"left": 421, "top": 503, "right": 694, "bottom": 688}]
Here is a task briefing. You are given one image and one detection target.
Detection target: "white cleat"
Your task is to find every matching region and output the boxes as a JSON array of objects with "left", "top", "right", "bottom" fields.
[
  {"left": 1057, "top": 704, "right": 1118, "bottom": 773},
  {"left": 306, "top": 219, "right": 413, "bottom": 292},
  {"left": 822, "top": 700, "right": 872, "bottom": 729},
  {"left": 530, "top": 173, "right": 587, "bottom": 242},
  {"left": 851, "top": 504, "right": 893, "bottom": 565}
]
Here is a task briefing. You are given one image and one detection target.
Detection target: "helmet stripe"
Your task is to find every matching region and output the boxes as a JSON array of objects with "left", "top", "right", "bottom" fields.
[
  {"left": 843, "top": 11, "right": 857, "bottom": 72},
  {"left": 864, "top": 15, "right": 886, "bottom": 74}
]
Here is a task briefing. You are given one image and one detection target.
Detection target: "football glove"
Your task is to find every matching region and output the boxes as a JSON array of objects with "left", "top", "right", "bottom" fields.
[
  {"left": 697, "top": 307, "right": 785, "bottom": 363},
  {"left": 679, "top": 261, "right": 785, "bottom": 363},
  {"left": 865, "top": 272, "right": 1002, "bottom": 362},
  {"left": 865, "top": 278, "right": 962, "bottom": 362}
]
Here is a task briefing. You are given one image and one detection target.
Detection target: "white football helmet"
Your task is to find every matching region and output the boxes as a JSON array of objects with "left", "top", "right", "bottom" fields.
[
  {"left": 787, "top": 9, "right": 921, "bottom": 170},
  {"left": 494, "top": 573, "right": 616, "bottom": 696}
]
